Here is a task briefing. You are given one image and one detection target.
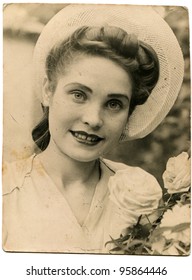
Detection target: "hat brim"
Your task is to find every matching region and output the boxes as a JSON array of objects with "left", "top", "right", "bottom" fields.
[{"left": 33, "top": 4, "right": 184, "bottom": 140}]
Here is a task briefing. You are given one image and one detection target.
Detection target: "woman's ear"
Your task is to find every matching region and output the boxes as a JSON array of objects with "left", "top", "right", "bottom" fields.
[{"left": 42, "top": 77, "right": 54, "bottom": 107}]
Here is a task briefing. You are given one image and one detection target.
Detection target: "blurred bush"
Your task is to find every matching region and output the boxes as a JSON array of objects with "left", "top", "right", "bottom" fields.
[{"left": 3, "top": 5, "right": 190, "bottom": 184}]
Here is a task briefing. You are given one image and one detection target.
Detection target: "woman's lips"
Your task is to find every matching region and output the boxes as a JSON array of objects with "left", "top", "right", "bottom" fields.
[{"left": 70, "top": 130, "right": 104, "bottom": 145}]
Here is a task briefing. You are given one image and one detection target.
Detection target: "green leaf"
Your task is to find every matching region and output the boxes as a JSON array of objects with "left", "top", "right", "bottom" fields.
[{"left": 151, "top": 223, "right": 190, "bottom": 239}]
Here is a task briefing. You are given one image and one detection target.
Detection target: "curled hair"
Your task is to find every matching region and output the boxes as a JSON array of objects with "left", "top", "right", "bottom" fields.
[{"left": 32, "top": 26, "right": 159, "bottom": 150}]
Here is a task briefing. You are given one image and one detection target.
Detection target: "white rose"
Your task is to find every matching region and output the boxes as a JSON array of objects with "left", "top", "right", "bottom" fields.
[
  {"left": 160, "top": 204, "right": 190, "bottom": 245},
  {"left": 108, "top": 167, "right": 162, "bottom": 227},
  {"left": 163, "top": 152, "right": 190, "bottom": 194}
]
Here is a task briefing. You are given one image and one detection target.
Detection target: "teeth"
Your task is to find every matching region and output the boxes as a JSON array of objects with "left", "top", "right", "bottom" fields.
[
  {"left": 78, "top": 134, "right": 86, "bottom": 140},
  {"left": 91, "top": 137, "right": 97, "bottom": 142},
  {"left": 73, "top": 132, "right": 100, "bottom": 142}
]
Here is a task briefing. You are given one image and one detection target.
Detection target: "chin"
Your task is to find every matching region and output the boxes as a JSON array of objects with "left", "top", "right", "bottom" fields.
[
  {"left": 66, "top": 149, "right": 103, "bottom": 162},
  {"left": 71, "top": 154, "right": 100, "bottom": 163}
]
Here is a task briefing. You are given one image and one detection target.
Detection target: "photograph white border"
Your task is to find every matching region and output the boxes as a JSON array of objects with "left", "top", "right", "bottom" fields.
[{"left": 0, "top": 0, "right": 191, "bottom": 279}]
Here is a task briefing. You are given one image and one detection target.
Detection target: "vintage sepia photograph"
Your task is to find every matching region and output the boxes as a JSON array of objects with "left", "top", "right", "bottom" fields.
[{"left": 2, "top": 3, "right": 190, "bottom": 255}]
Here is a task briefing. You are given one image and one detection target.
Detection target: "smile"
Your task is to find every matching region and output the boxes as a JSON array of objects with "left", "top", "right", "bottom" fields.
[{"left": 70, "top": 130, "right": 104, "bottom": 145}]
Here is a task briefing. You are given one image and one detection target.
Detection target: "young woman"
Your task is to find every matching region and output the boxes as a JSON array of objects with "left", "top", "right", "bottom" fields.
[{"left": 2, "top": 5, "right": 184, "bottom": 253}]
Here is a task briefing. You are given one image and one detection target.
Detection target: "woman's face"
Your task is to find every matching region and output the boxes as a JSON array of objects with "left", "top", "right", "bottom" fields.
[{"left": 44, "top": 55, "right": 132, "bottom": 162}]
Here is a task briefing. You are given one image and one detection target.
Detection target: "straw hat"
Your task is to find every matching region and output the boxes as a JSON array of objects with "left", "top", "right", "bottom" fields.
[{"left": 33, "top": 4, "right": 184, "bottom": 140}]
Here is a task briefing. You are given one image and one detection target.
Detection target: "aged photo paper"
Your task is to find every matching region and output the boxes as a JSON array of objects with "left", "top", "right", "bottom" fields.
[{"left": 2, "top": 3, "right": 190, "bottom": 258}]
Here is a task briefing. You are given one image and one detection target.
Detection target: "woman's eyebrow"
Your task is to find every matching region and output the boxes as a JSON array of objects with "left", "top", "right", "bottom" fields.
[
  {"left": 107, "top": 93, "right": 130, "bottom": 102},
  {"left": 64, "top": 83, "right": 130, "bottom": 101},
  {"left": 64, "top": 83, "right": 92, "bottom": 93}
]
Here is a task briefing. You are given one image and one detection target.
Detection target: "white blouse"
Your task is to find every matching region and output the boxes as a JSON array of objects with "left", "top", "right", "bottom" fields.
[{"left": 2, "top": 154, "right": 162, "bottom": 253}]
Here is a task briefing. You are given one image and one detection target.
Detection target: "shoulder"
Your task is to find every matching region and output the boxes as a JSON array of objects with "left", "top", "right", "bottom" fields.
[{"left": 2, "top": 154, "right": 36, "bottom": 195}]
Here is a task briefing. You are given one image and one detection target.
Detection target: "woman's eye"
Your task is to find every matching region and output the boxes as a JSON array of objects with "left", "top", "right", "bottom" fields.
[
  {"left": 107, "top": 100, "right": 122, "bottom": 111},
  {"left": 71, "top": 91, "right": 86, "bottom": 102}
]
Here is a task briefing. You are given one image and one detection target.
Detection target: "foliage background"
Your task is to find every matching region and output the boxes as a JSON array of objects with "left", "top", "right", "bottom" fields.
[{"left": 3, "top": 4, "right": 190, "bottom": 184}]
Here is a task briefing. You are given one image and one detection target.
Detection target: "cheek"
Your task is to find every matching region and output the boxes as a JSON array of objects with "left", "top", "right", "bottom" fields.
[
  {"left": 110, "top": 111, "right": 129, "bottom": 129},
  {"left": 49, "top": 99, "right": 73, "bottom": 120},
  {"left": 48, "top": 103, "right": 68, "bottom": 131},
  {"left": 106, "top": 115, "right": 128, "bottom": 139}
]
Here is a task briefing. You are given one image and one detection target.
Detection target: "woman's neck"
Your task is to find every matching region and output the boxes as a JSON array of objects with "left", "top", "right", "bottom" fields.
[{"left": 37, "top": 143, "right": 100, "bottom": 188}]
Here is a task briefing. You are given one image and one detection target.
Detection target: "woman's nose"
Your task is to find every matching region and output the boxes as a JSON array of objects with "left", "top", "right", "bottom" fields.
[{"left": 81, "top": 105, "right": 103, "bottom": 129}]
